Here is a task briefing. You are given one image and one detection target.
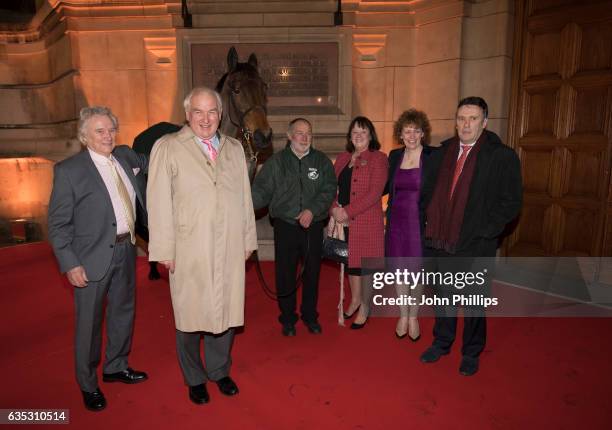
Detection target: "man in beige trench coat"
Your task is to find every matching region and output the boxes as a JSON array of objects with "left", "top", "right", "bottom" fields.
[{"left": 147, "top": 86, "right": 258, "bottom": 405}]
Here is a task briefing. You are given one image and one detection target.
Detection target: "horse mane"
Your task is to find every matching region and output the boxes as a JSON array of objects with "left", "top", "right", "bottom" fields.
[{"left": 215, "top": 73, "right": 228, "bottom": 93}]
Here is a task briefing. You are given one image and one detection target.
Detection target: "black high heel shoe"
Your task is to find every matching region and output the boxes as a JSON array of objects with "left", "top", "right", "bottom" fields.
[
  {"left": 408, "top": 319, "right": 420, "bottom": 342},
  {"left": 343, "top": 304, "right": 361, "bottom": 320},
  {"left": 350, "top": 318, "right": 368, "bottom": 330}
]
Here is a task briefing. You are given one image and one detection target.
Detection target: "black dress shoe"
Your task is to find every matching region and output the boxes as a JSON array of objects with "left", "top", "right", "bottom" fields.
[
  {"left": 82, "top": 388, "right": 106, "bottom": 412},
  {"left": 420, "top": 347, "right": 449, "bottom": 363},
  {"left": 304, "top": 321, "right": 322, "bottom": 334},
  {"left": 103, "top": 367, "right": 148, "bottom": 384},
  {"left": 459, "top": 356, "right": 479, "bottom": 376},
  {"left": 282, "top": 324, "right": 296, "bottom": 337},
  {"left": 215, "top": 376, "right": 239, "bottom": 396},
  {"left": 189, "top": 383, "right": 210, "bottom": 404}
]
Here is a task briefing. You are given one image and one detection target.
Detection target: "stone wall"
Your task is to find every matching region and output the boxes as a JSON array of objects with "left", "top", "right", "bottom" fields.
[
  {"left": 0, "top": 0, "right": 515, "bottom": 159},
  {"left": 0, "top": 0, "right": 515, "bottom": 252},
  {"left": 344, "top": 0, "right": 515, "bottom": 152},
  {"left": 0, "top": 0, "right": 180, "bottom": 160}
]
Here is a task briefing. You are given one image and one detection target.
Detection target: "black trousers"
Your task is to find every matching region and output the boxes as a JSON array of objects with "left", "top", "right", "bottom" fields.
[
  {"left": 424, "top": 247, "right": 491, "bottom": 359},
  {"left": 273, "top": 218, "right": 324, "bottom": 326}
]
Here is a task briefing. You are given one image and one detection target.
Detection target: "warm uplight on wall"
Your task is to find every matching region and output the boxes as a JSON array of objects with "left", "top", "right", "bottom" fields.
[
  {"left": 0, "top": 157, "right": 53, "bottom": 220},
  {"left": 279, "top": 68, "right": 290, "bottom": 77}
]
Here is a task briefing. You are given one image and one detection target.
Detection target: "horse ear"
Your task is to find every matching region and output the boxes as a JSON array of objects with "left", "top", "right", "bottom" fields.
[
  {"left": 247, "top": 53, "right": 258, "bottom": 69},
  {"left": 227, "top": 46, "right": 239, "bottom": 71}
]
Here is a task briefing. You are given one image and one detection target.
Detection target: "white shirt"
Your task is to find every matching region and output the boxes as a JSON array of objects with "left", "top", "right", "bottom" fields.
[
  {"left": 88, "top": 148, "right": 136, "bottom": 235},
  {"left": 457, "top": 141, "right": 476, "bottom": 160}
]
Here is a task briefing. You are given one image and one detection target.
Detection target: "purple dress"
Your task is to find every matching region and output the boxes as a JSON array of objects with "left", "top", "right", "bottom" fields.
[{"left": 386, "top": 163, "right": 422, "bottom": 270}]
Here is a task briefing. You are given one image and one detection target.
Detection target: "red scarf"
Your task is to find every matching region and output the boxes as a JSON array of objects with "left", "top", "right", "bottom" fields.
[{"left": 424, "top": 134, "right": 485, "bottom": 253}]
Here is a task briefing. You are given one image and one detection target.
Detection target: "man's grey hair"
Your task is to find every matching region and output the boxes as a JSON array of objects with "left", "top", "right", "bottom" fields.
[
  {"left": 77, "top": 106, "right": 119, "bottom": 144},
  {"left": 288, "top": 117, "right": 312, "bottom": 133},
  {"left": 183, "top": 87, "right": 223, "bottom": 114}
]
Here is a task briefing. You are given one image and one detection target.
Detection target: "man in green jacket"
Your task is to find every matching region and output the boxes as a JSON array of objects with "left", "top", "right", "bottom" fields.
[{"left": 251, "top": 118, "right": 337, "bottom": 336}]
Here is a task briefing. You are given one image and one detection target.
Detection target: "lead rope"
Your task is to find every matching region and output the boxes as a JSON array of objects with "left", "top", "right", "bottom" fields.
[{"left": 241, "top": 126, "right": 306, "bottom": 301}]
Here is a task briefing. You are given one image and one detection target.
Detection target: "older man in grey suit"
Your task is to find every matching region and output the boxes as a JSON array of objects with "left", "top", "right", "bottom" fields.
[{"left": 48, "top": 106, "right": 148, "bottom": 412}]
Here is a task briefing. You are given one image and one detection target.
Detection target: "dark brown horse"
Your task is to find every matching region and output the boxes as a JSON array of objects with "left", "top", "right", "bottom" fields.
[{"left": 216, "top": 47, "right": 273, "bottom": 181}]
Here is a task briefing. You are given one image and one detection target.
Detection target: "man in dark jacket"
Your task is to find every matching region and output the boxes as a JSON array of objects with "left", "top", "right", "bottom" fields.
[
  {"left": 419, "top": 97, "right": 522, "bottom": 376},
  {"left": 251, "top": 118, "right": 337, "bottom": 336}
]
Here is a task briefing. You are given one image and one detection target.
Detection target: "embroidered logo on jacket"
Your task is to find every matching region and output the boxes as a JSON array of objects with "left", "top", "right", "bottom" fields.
[{"left": 308, "top": 167, "right": 319, "bottom": 180}]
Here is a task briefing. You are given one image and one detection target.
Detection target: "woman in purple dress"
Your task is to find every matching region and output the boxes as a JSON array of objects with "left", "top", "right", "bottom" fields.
[{"left": 386, "top": 109, "right": 434, "bottom": 340}]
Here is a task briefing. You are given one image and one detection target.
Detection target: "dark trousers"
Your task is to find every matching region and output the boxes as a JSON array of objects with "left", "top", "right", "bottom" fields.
[
  {"left": 424, "top": 247, "right": 489, "bottom": 359},
  {"left": 273, "top": 218, "right": 324, "bottom": 326},
  {"left": 73, "top": 240, "right": 136, "bottom": 392},
  {"left": 175, "top": 329, "right": 234, "bottom": 386}
]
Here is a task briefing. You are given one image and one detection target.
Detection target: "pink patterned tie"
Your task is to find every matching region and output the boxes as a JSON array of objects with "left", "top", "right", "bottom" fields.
[
  {"left": 202, "top": 138, "right": 217, "bottom": 162},
  {"left": 450, "top": 144, "right": 472, "bottom": 199}
]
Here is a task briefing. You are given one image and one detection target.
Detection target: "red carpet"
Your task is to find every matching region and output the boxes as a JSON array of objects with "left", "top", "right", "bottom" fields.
[{"left": 0, "top": 243, "right": 610, "bottom": 429}]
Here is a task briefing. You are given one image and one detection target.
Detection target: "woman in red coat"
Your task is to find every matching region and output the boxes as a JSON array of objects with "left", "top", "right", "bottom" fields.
[{"left": 331, "top": 116, "right": 388, "bottom": 329}]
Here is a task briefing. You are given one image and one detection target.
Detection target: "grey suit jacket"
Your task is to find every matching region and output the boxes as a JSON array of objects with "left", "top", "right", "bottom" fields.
[{"left": 48, "top": 146, "right": 148, "bottom": 281}]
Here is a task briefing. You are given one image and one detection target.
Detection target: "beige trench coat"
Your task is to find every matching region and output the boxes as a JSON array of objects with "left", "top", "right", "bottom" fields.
[{"left": 147, "top": 126, "right": 257, "bottom": 333}]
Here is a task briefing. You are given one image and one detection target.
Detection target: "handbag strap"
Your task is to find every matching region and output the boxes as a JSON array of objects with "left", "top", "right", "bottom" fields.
[{"left": 328, "top": 216, "right": 345, "bottom": 240}]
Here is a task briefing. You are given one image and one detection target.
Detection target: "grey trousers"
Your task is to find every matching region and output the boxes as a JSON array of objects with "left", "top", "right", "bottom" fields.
[
  {"left": 73, "top": 240, "right": 136, "bottom": 392},
  {"left": 175, "top": 328, "right": 234, "bottom": 386}
]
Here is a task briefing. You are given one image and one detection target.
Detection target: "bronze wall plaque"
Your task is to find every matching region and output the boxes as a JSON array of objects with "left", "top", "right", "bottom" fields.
[{"left": 191, "top": 43, "right": 340, "bottom": 114}]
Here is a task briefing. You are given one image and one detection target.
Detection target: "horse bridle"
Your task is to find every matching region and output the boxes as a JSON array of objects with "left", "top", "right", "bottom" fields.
[{"left": 226, "top": 87, "right": 266, "bottom": 165}]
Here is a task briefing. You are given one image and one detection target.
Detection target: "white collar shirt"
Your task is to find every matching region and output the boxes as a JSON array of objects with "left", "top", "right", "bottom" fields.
[{"left": 88, "top": 148, "right": 136, "bottom": 235}]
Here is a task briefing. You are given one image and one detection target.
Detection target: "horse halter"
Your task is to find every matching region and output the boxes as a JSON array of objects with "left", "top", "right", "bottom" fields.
[{"left": 227, "top": 91, "right": 266, "bottom": 164}]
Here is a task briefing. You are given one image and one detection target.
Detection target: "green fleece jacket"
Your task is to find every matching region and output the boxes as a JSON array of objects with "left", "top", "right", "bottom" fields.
[{"left": 251, "top": 146, "right": 337, "bottom": 224}]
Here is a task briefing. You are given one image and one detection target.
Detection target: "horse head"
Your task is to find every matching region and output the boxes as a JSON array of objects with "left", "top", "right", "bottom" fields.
[{"left": 216, "top": 47, "right": 273, "bottom": 154}]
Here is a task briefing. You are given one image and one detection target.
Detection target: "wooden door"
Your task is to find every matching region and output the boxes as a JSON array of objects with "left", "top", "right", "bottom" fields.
[{"left": 507, "top": 0, "right": 612, "bottom": 256}]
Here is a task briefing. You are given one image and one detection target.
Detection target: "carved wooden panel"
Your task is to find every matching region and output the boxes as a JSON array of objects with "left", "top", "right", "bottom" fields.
[
  {"left": 603, "top": 206, "right": 612, "bottom": 255},
  {"left": 526, "top": 31, "right": 562, "bottom": 78},
  {"left": 508, "top": 0, "right": 612, "bottom": 256},
  {"left": 513, "top": 201, "right": 550, "bottom": 254},
  {"left": 571, "top": 86, "right": 611, "bottom": 135},
  {"left": 561, "top": 146, "right": 607, "bottom": 199},
  {"left": 520, "top": 146, "right": 555, "bottom": 196},
  {"left": 558, "top": 205, "right": 600, "bottom": 255},
  {"left": 523, "top": 88, "right": 560, "bottom": 136},
  {"left": 578, "top": 21, "right": 612, "bottom": 73},
  {"left": 530, "top": 0, "right": 576, "bottom": 14}
]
